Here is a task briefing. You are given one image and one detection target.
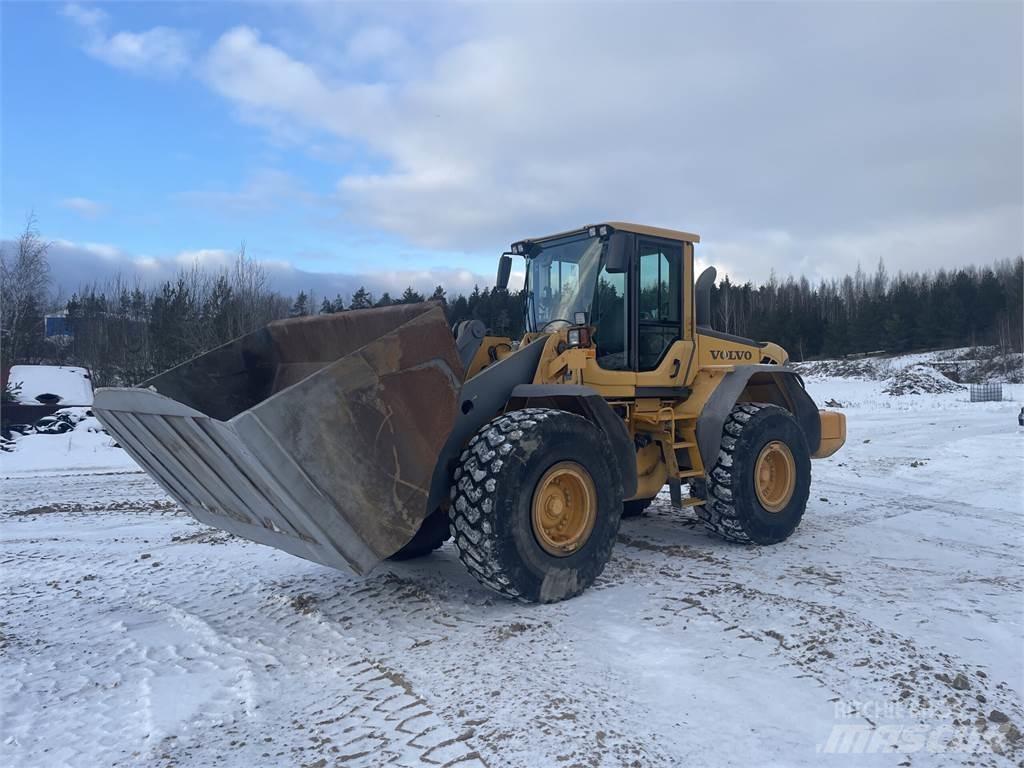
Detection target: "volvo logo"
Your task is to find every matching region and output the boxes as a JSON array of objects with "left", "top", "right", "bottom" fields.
[{"left": 711, "top": 349, "right": 753, "bottom": 361}]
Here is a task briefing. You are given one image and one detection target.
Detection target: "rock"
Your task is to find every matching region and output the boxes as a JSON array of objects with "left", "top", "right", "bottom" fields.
[
  {"left": 951, "top": 673, "right": 971, "bottom": 690},
  {"left": 989, "top": 710, "right": 1009, "bottom": 724}
]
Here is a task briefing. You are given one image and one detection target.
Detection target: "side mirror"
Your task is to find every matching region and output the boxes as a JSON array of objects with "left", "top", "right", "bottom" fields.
[
  {"left": 496, "top": 254, "right": 513, "bottom": 291},
  {"left": 605, "top": 233, "right": 632, "bottom": 274}
]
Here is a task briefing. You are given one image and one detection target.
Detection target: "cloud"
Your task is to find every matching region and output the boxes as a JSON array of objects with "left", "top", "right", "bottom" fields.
[
  {"left": 176, "top": 169, "right": 316, "bottom": 214},
  {"left": 61, "top": 2, "right": 105, "bottom": 28},
  {"left": 702, "top": 204, "right": 1024, "bottom": 285},
  {"left": 61, "top": 3, "right": 189, "bottom": 75},
  {"left": 174, "top": 248, "right": 236, "bottom": 269},
  {"left": 59, "top": 197, "right": 108, "bottom": 218},
  {"left": 194, "top": 3, "right": 1021, "bottom": 280},
  {"left": 30, "top": 238, "right": 494, "bottom": 301},
  {"left": 201, "top": 26, "right": 387, "bottom": 136},
  {"left": 53, "top": 3, "right": 1022, "bottom": 284},
  {"left": 346, "top": 26, "right": 405, "bottom": 62},
  {"left": 51, "top": 238, "right": 123, "bottom": 262}
]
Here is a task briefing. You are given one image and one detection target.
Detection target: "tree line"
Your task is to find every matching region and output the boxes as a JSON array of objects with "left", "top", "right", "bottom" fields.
[
  {"left": 706, "top": 258, "right": 1022, "bottom": 361},
  {"left": 2, "top": 217, "right": 1021, "bottom": 387},
  {"left": 0, "top": 221, "right": 528, "bottom": 386},
  {"left": 50, "top": 276, "right": 524, "bottom": 387}
]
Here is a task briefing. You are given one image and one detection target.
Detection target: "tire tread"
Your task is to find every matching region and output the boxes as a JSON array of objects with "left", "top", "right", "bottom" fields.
[
  {"left": 698, "top": 403, "right": 772, "bottom": 543},
  {"left": 448, "top": 408, "right": 558, "bottom": 600}
]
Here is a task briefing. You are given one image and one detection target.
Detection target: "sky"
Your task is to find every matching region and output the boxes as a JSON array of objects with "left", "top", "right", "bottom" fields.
[{"left": 2, "top": 1, "right": 1022, "bottom": 300}]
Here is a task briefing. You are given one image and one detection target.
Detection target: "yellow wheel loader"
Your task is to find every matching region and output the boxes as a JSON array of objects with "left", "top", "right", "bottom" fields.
[{"left": 94, "top": 222, "right": 846, "bottom": 603}]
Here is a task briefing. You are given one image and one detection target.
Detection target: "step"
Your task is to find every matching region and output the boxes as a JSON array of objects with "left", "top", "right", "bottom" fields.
[
  {"left": 682, "top": 497, "right": 705, "bottom": 507},
  {"left": 672, "top": 441, "right": 696, "bottom": 449},
  {"left": 677, "top": 469, "right": 704, "bottom": 479}
]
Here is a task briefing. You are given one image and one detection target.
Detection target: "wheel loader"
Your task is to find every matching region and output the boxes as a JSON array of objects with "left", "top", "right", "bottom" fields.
[{"left": 93, "top": 222, "right": 846, "bottom": 603}]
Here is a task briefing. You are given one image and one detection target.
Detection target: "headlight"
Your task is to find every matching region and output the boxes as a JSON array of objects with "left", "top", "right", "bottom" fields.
[{"left": 567, "top": 329, "right": 581, "bottom": 346}]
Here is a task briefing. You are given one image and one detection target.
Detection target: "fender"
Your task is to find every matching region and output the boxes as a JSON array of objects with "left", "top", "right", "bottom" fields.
[
  {"left": 426, "top": 336, "right": 548, "bottom": 513},
  {"left": 506, "top": 383, "right": 638, "bottom": 499},
  {"left": 696, "top": 365, "right": 821, "bottom": 468}
]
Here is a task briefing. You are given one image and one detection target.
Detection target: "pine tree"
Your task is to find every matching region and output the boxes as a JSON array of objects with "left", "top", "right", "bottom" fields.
[
  {"left": 289, "top": 291, "right": 310, "bottom": 317},
  {"left": 400, "top": 287, "right": 425, "bottom": 304},
  {"left": 450, "top": 295, "right": 470, "bottom": 325},
  {"left": 205, "top": 275, "right": 234, "bottom": 344},
  {"left": 349, "top": 287, "right": 373, "bottom": 310}
]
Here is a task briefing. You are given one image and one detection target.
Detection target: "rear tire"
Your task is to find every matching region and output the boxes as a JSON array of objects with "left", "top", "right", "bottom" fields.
[
  {"left": 449, "top": 408, "right": 623, "bottom": 603},
  {"left": 698, "top": 403, "right": 810, "bottom": 544}
]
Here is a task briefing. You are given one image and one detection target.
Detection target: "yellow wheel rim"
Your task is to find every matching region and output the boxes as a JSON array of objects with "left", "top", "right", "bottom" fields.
[
  {"left": 754, "top": 441, "right": 796, "bottom": 513},
  {"left": 531, "top": 461, "right": 597, "bottom": 557}
]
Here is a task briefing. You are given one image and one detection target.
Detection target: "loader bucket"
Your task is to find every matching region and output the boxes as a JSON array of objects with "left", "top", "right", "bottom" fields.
[{"left": 93, "top": 303, "right": 463, "bottom": 575}]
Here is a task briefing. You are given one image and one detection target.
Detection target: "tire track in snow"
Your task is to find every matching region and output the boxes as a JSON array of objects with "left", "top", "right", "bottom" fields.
[
  {"left": 108, "top": 554, "right": 491, "bottom": 768},
  {"left": 262, "top": 565, "right": 675, "bottom": 767},
  {"left": 611, "top": 534, "right": 1023, "bottom": 766},
  {"left": 5, "top": 450, "right": 1021, "bottom": 767}
]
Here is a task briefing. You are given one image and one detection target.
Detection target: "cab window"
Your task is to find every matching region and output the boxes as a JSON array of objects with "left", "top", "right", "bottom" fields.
[
  {"left": 637, "top": 241, "right": 682, "bottom": 370},
  {"left": 593, "top": 267, "right": 627, "bottom": 370}
]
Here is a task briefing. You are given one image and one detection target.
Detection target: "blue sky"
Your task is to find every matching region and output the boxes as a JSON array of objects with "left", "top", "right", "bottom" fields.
[
  {"left": 2, "top": 2, "right": 486, "bottom": 295},
  {"left": 2, "top": 2, "right": 1021, "bottom": 298},
  {"left": 3, "top": 2, "right": 478, "bottom": 293}
]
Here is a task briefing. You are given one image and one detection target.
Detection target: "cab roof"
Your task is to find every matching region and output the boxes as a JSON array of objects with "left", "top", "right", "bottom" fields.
[
  {"left": 603, "top": 222, "right": 700, "bottom": 243},
  {"left": 518, "top": 221, "right": 700, "bottom": 246}
]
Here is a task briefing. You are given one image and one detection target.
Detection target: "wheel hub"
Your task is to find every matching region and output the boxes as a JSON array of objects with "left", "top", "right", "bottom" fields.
[
  {"left": 531, "top": 461, "right": 596, "bottom": 556},
  {"left": 754, "top": 440, "right": 796, "bottom": 513}
]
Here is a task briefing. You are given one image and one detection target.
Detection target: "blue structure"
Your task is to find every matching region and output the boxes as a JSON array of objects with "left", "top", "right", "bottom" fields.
[{"left": 44, "top": 313, "right": 72, "bottom": 338}]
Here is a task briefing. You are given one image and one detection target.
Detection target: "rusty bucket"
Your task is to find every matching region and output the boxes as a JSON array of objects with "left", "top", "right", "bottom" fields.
[{"left": 93, "top": 303, "right": 463, "bottom": 575}]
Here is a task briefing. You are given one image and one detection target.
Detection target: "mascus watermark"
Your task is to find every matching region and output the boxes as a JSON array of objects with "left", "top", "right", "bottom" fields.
[{"left": 817, "top": 700, "right": 1020, "bottom": 756}]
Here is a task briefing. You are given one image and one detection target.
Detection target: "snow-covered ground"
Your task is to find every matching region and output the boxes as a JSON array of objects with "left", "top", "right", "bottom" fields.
[
  {"left": 1, "top": 414, "right": 135, "bottom": 474},
  {"left": 2, "top": 373, "right": 1022, "bottom": 767}
]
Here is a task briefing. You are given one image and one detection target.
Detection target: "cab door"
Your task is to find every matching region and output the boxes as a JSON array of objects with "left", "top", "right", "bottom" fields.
[
  {"left": 633, "top": 238, "right": 693, "bottom": 395},
  {"left": 583, "top": 234, "right": 693, "bottom": 398}
]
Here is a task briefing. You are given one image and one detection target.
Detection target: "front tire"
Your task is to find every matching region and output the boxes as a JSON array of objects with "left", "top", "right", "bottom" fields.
[
  {"left": 698, "top": 403, "right": 810, "bottom": 544},
  {"left": 449, "top": 408, "right": 623, "bottom": 603}
]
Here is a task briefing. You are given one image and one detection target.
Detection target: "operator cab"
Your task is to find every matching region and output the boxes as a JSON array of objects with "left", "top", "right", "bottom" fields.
[{"left": 497, "top": 222, "right": 700, "bottom": 372}]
